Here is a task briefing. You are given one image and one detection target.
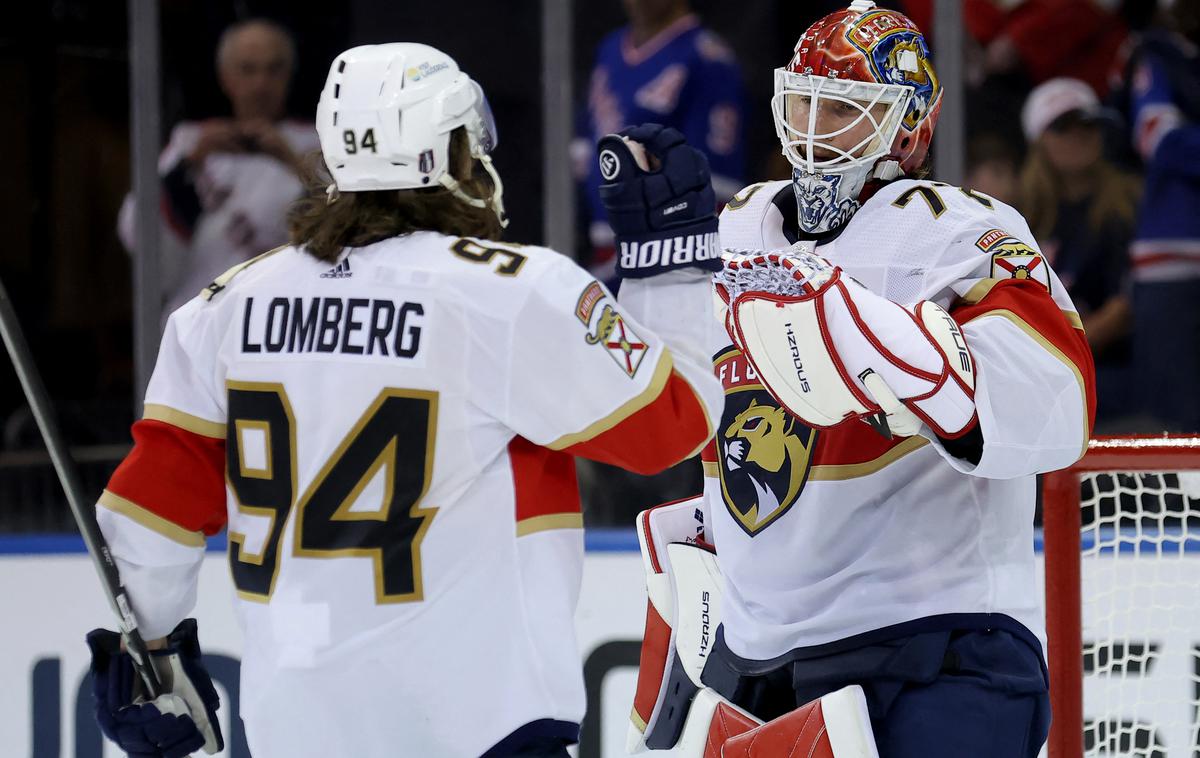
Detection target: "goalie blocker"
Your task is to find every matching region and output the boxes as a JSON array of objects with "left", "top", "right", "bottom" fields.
[
  {"left": 713, "top": 250, "right": 977, "bottom": 439},
  {"left": 628, "top": 499, "right": 879, "bottom": 757}
]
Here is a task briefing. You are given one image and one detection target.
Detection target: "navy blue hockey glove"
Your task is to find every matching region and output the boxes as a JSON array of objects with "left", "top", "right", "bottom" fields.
[
  {"left": 86, "top": 618, "right": 224, "bottom": 758},
  {"left": 597, "top": 123, "right": 721, "bottom": 278}
]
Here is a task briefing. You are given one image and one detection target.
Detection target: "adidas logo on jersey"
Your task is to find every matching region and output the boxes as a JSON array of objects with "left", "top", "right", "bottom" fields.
[{"left": 320, "top": 259, "right": 352, "bottom": 279}]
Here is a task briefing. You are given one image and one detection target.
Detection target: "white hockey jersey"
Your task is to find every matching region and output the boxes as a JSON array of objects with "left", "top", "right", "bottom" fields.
[
  {"left": 707, "top": 179, "right": 1095, "bottom": 661},
  {"left": 118, "top": 120, "right": 321, "bottom": 317},
  {"left": 95, "top": 231, "right": 723, "bottom": 757}
]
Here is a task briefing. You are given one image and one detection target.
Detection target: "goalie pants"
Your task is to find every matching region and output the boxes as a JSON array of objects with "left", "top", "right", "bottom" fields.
[{"left": 701, "top": 622, "right": 1050, "bottom": 758}]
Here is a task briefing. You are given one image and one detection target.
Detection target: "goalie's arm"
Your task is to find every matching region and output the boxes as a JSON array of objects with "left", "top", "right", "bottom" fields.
[{"left": 927, "top": 278, "right": 1096, "bottom": 479}]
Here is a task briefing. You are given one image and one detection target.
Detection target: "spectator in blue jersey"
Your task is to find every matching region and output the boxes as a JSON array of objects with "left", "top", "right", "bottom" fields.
[
  {"left": 576, "top": 0, "right": 746, "bottom": 282},
  {"left": 1018, "top": 78, "right": 1140, "bottom": 431},
  {"left": 1117, "top": 0, "right": 1200, "bottom": 431}
]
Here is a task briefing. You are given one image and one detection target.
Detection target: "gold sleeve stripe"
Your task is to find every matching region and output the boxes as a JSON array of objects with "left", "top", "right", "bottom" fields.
[
  {"left": 808, "top": 436, "right": 929, "bottom": 481},
  {"left": 964, "top": 309, "right": 1090, "bottom": 457},
  {"left": 143, "top": 404, "right": 226, "bottom": 438},
  {"left": 545, "top": 352, "right": 675, "bottom": 451},
  {"left": 959, "top": 278, "right": 1085, "bottom": 332},
  {"left": 200, "top": 244, "right": 288, "bottom": 301},
  {"left": 516, "top": 513, "right": 584, "bottom": 536},
  {"left": 703, "top": 460, "right": 719, "bottom": 478},
  {"left": 959, "top": 278, "right": 1002, "bottom": 304},
  {"left": 630, "top": 708, "right": 648, "bottom": 733},
  {"left": 98, "top": 490, "right": 206, "bottom": 548}
]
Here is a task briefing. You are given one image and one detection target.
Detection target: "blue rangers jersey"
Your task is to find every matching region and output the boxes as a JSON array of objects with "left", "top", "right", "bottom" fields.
[{"left": 579, "top": 15, "right": 747, "bottom": 275}]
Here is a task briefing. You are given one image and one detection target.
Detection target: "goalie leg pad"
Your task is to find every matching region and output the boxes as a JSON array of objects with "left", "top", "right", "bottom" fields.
[
  {"left": 628, "top": 499, "right": 719, "bottom": 753},
  {"left": 672, "top": 687, "right": 762, "bottom": 758},
  {"left": 721, "top": 685, "right": 880, "bottom": 758}
]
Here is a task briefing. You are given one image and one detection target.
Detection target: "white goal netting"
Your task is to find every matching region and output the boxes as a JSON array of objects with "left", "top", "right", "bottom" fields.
[{"left": 1078, "top": 469, "right": 1200, "bottom": 758}]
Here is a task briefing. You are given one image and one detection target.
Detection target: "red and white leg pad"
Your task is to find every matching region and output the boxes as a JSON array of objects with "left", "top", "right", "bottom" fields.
[
  {"left": 720, "top": 685, "right": 880, "bottom": 758},
  {"left": 674, "top": 688, "right": 762, "bottom": 758},
  {"left": 628, "top": 498, "right": 720, "bottom": 753}
]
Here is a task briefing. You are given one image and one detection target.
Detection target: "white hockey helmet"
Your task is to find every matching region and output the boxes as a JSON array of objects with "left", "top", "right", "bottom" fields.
[{"left": 316, "top": 43, "right": 507, "bottom": 225}]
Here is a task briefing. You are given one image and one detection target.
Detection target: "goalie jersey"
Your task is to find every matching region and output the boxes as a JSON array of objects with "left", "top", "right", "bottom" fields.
[
  {"left": 94, "top": 231, "right": 722, "bottom": 757},
  {"left": 708, "top": 179, "right": 1096, "bottom": 662}
]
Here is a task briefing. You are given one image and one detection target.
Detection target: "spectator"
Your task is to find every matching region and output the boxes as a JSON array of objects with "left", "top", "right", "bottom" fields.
[
  {"left": 1019, "top": 77, "right": 1140, "bottom": 429},
  {"left": 119, "top": 18, "right": 319, "bottom": 320},
  {"left": 1119, "top": 0, "right": 1200, "bottom": 431},
  {"left": 575, "top": 0, "right": 746, "bottom": 282},
  {"left": 965, "top": 131, "right": 1021, "bottom": 207},
  {"left": 902, "top": 0, "right": 1127, "bottom": 97}
]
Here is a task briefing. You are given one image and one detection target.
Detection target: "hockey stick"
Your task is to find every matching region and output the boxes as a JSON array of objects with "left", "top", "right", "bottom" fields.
[{"left": 0, "top": 276, "right": 162, "bottom": 697}]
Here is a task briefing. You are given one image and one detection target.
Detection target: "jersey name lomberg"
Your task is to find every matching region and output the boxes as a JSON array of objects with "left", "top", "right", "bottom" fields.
[{"left": 239, "top": 295, "right": 424, "bottom": 358}]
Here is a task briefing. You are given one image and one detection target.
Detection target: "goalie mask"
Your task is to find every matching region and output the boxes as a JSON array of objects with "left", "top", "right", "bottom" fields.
[
  {"left": 774, "top": 1, "right": 941, "bottom": 234},
  {"left": 316, "top": 43, "right": 507, "bottom": 226}
]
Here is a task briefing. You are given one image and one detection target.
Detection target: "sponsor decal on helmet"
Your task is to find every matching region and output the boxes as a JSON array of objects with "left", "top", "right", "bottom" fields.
[{"left": 406, "top": 61, "right": 451, "bottom": 82}]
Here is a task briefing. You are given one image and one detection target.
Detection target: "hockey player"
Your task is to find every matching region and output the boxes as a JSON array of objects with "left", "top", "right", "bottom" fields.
[
  {"left": 84, "top": 43, "right": 724, "bottom": 758},
  {"left": 613, "top": 2, "right": 1096, "bottom": 756}
]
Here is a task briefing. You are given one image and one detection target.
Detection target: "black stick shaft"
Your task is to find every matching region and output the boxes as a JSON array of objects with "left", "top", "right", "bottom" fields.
[{"left": 0, "top": 277, "right": 162, "bottom": 697}]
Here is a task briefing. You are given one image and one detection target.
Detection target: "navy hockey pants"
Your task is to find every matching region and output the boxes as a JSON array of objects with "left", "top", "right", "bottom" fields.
[{"left": 702, "top": 625, "right": 1051, "bottom": 758}]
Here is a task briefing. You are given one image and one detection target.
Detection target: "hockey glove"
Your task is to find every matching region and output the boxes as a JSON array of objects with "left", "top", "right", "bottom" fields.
[
  {"left": 86, "top": 618, "right": 224, "bottom": 758},
  {"left": 714, "top": 249, "right": 977, "bottom": 439},
  {"left": 597, "top": 123, "right": 721, "bottom": 279}
]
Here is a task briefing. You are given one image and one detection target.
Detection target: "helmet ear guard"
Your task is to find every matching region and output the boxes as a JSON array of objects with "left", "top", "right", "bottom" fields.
[{"left": 316, "top": 43, "right": 507, "bottom": 227}]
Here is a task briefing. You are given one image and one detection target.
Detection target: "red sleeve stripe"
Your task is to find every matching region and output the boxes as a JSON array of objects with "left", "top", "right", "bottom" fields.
[
  {"left": 509, "top": 436, "right": 583, "bottom": 535},
  {"left": 143, "top": 403, "right": 226, "bottom": 438},
  {"left": 810, "top": 435, "right": 929, "bottom": 480},
  {"left": 106, "top": 419, "right": 228, "bottom": 537},
  {"left": 541, "top": 349, "right": 714, "bottom": 475},
  {"left": 953, "top": 279, "right": 1097, "bottom": 454},
  {"left": 545, "top": 351, "right": 676, "bottom": 451},
  {"left": 98, "top": 489, "right": 206, "bottom": 547},
  {"left": 959, "top": 278, "right": 1085, "bottom": 331},
  {"left": 561, "top": 360, "right": 714, "bottom": 475}
]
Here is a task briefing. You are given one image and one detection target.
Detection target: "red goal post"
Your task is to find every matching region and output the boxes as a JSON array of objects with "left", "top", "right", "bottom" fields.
[{"left": 1044, "top": 435, "right": 1200, "bottom": 758}]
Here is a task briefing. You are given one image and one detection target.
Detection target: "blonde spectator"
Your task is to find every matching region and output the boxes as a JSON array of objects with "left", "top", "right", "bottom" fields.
[{"left": 1019, "top": 77, "right": 1141, "bottom": 428}]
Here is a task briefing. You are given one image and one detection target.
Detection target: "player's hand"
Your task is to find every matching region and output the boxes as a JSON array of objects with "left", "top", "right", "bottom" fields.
[
  {"left": 596, "top": 123, "right": 721, "bottom": 279},
  {"left": 239, "top": 119, "right": 302, "bottom": 174},
  {"left": 87, "top": 618, "right": 224, "bottom": 757},
  {"left": 189, "top": 119, "right": 245, "bottom": 166}
]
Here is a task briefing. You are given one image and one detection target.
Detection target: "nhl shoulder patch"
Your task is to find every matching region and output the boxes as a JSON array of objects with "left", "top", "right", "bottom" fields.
[{"left": 976, "top": 229, "right": 1050, "bottom": 293}]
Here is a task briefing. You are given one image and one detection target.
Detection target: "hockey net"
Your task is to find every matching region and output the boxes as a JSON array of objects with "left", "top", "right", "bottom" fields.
[{"left": 1044, "top": 436, "right": 1200, "bottom": 758}]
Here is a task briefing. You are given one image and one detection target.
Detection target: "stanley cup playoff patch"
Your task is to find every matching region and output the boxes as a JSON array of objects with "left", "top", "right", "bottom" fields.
[{"left": 976, "top": 229, "right": 1050, "bottom": 293}]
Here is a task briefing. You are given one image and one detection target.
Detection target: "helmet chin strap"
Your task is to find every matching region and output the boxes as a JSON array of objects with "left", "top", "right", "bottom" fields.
[{"left": 438, "top": 152, "right": 509, "bottom": 229}]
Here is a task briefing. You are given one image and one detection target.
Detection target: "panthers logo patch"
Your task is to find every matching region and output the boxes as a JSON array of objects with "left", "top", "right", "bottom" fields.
[
  {"left": 715, "top": 349, "right": 817, "bottom": 536},
  {"left": 976, "top": 229, "right": 1050, "bottom": 293}
]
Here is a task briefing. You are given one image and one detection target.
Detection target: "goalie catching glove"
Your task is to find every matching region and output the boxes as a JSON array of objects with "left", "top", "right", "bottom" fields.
[{"left": 713, "top": 250, "right": 977, "bottom": 439}]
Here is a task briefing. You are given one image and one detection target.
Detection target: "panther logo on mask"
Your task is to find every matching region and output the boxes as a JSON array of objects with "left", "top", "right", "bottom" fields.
[{"left": 792, "top": 171, "right": 859, "bottom": 234}]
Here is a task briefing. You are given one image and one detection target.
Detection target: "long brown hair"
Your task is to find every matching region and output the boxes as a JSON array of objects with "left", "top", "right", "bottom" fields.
[
  {"left": 288, "top": 128, "right": 503, "bottom": 263},
  {"left": 1019, "top": 145, "right": 1141, "bottom": 241}
]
